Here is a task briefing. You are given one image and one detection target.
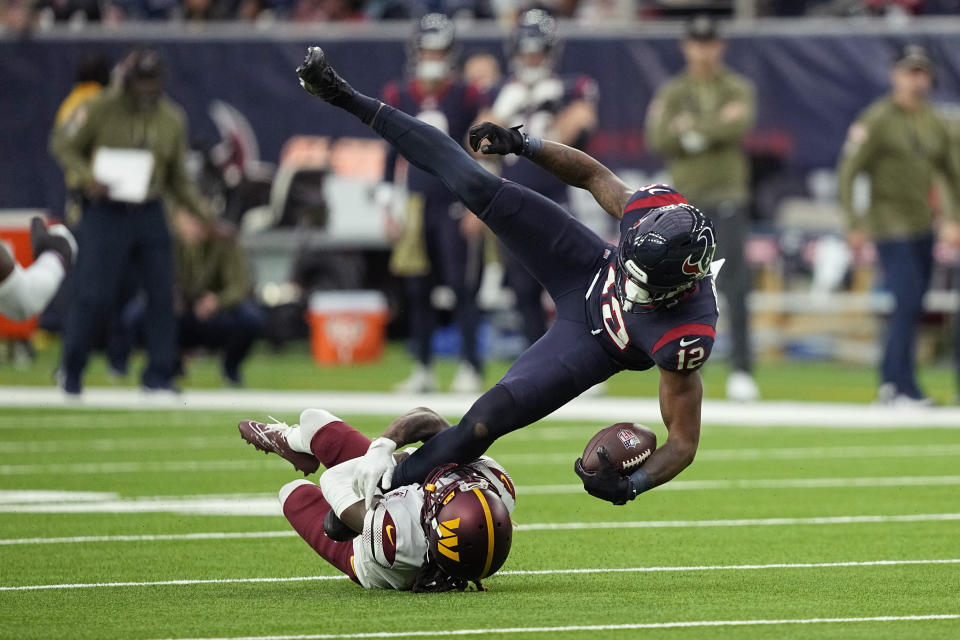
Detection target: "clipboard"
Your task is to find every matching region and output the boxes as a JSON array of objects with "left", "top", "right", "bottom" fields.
[{"left": 92, "top": 148, "right": 156, "bottom": 204}]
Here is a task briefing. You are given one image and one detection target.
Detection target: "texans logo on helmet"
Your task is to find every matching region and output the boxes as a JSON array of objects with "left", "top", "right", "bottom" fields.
[
  {"left": 681, "top": 226, "right": 715, "bottom": 276},
  {"left": 617, "top": 428, "right": 642, "bottom": 449}
]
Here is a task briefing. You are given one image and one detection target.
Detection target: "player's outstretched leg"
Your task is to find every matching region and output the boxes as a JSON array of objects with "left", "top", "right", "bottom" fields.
[
  {"left": 297, "top": 47, "right": 501, "bottom": 215},
  {"left": 237, "top": 408, "right": 372, "bottom": 475},
  {"left": 279, "top": 480, "right": 361, "bottom": 584},
  {"left": 238, "top": 418, "right": 320, "bottom": 476}
]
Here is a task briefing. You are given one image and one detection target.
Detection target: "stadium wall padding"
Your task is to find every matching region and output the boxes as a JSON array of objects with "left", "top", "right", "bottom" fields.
[{"left": 3, "top": 30, "right": 960, "bottom": 211}]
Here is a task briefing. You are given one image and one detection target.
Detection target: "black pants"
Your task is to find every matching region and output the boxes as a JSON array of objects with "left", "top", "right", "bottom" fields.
[
  {"left": 178, "top": 301, "right": 264, "bottom": 379},
  {"left": 875, "top": 234, "right": 934, "bottom": 397},
  {"left": 62, "top": 200, "right": 175, "bottom": 391}
]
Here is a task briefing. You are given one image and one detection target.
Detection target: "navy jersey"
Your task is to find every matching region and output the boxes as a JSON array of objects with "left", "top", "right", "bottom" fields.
[
  {"left": 382, "top": 79, "right": 484, "bottom": 200},
  {"left": 491, "top": 74, "right": 598, "bottom": 203},
  {"left": 585, "top": 185, "right": 720, "bottom": 372}
]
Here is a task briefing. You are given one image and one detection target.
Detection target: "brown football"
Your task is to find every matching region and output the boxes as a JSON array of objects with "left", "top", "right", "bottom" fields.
[{"left": 580, "top": 423, "right": 657, "bottom": 475}]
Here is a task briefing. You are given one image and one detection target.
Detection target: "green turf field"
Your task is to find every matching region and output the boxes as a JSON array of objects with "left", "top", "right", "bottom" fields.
[{"left": 0, "top": 408, "right": 958, "bottom": 639}]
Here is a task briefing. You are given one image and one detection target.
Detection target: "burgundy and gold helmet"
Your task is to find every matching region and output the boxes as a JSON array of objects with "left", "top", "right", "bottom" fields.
[{"left": 420, "top": 463, "right": 512, "bottom": 583}]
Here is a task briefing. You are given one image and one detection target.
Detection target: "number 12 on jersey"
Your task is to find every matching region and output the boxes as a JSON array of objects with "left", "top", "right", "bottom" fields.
[{"left": 677, "top": 346, "right": 705, "bottom": 370}]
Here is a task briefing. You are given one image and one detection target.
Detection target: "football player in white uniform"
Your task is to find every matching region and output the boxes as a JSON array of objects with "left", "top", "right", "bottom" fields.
[
  {"left": 238, "top": 407, "right": 515, "bottom": 592},
  {"left": 0, "top": 217, "right": 75, "bottom": 321}
]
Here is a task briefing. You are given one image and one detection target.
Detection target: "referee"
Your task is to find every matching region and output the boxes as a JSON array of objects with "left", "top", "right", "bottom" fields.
[{"left": 51, "top": 48, "right": 210, "bottom": 395}]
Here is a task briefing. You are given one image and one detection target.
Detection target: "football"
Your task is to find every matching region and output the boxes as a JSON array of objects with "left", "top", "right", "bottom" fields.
[{"left": 580, "top": 423, "right": 657, "bottom": 475}]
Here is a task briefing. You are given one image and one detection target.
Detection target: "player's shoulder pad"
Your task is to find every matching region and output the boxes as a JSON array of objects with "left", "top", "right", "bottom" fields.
[
  {"left": 621, "top": 184, "right": 688, "bottom": 220},
  {"left": 650, "top": 323, "right": 716, "bottom": 372},
  {"left": 362, "top": 500, "right": 401, "bottom": 569}
]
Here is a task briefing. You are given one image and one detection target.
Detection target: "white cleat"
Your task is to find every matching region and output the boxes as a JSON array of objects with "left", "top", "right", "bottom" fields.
[
  {"left": 726, "top": 370, "right": 759, "bottom": 402},
  {"left": 394, "top": 364, "right": 437, "bottom": 394},
  {"left": 450, "top": 362, "right": 483, "bottom": 394}
]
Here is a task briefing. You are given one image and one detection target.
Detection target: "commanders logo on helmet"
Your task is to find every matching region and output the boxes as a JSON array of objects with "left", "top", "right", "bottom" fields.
[
  {"left": 616, "top": 204, "right": 717, "bottom": 313},
  {"left": 421, "top": 463, "right": 512, "bottom": 582}
]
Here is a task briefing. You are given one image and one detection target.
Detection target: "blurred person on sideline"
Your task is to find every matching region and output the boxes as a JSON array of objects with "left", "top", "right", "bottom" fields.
[
  {"left": 381, "top": 14, "right": 487, "bottom": 394},
  {"left": 485, "top": 9, "right": 598, "bottom": 348},
  {"left": 50, "top": 47, "right": 211, "bottom": 396},
  {"left": 170, "top": 211, "right": 263, "bottom": 386},
  {"left": 0, "top": 218, "right": 75, "bottom": 322},
  {"left": 116, "top": 212, "right": 263, "bottom": 386},
  {"left": 838, "top": 45, "right": 960, "bottom": 406},
  {"left": 646, "top": 15, "right": 758, "bottom": 402},
  {"left": 51, "top": 53, "right": 112, "bottom": 225}
]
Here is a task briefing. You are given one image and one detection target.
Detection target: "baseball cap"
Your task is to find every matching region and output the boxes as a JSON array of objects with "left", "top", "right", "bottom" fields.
[
  {"left": 894, "top": 45, "right": 933, "bottom": 72},
  {"left": 685, "top": 15, "right": 720, "bottom": 42}
]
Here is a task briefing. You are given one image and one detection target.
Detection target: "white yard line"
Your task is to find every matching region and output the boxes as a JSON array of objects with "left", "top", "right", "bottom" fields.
[
  {"left": 497, "top": 443, "right": 960, "bottom": 464},
  {"left": 148, "top": 616, "right": 960, "bottom": 640},
  {"left": 1, "top": 474, "right": 958, "bottom": 516},
  {"left": 518, "top": 475, "right": 960, "bottom": 494},
  {"left": 2, "top": 512, "right": 958, "bottom": 546},
  {"left": 3, "top": 386, "right": 960, "bottom": 427},
  {"left": 2, "top": 559, "right": 957, "bottom": 592},
  {"left": 0, "top": 436, "right": 228, "bottom": 454},
  {"left": 0, "top": 460, "right": 270, "bottom": 476}
]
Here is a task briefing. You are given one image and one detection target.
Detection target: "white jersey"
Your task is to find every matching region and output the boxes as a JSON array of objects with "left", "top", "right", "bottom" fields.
[{"left": 351, "top": 456, "right": 515, "bottom": 590}]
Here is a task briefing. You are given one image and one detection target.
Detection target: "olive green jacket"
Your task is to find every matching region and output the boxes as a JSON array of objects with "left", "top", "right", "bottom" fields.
[
  {"left": 646, "top": 67, "right": 756, "bottom": 205},
  {"left": 837, "top": 96, "right": 960, "bottom": 239},
  {"left": 176, "top": 235, "right": 252, "bottom": 310},
  {"left": 50, "top": 87, "right": 210, "bottom": 220}
]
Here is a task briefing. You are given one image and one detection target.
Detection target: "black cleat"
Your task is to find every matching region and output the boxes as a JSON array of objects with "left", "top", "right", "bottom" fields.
[
  {"left": 238, "top": 419, "right": 320, "bottom": 476},
  {"left": 296, "top": 47, "right": 357, "bottom": 105},
  {"left": 30, "top": 217, "right": 76, "bottom": 265}
]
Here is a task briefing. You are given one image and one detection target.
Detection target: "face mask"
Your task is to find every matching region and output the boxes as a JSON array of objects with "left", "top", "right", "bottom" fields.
[
  {"left": 516, "top": 64, "right": 550, "bottom": 85},
  {"left": 621, "top": 276, "right": 652, "bottom": 312},
  {"left": 416, "top": 59, "right": 449, "bottom": 82}
]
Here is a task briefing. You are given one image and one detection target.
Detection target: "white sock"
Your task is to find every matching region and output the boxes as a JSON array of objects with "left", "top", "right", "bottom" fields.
[
  {"left": 0, "top": 253, "right": 65, "bottom": 322},
  {"left": 278, "top": 479, "right": 314, "bottom": 507},
  {"left": 288, "top": 408, "right": 342, "bottom": 454}
]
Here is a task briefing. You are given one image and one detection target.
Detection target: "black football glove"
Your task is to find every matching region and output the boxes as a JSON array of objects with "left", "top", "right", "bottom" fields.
[
  {"left": 574, "top": 447, "right": 633, "bottom": 506},
  {"left": 469, "top": 122, "right": 525, "bottom": 156}
]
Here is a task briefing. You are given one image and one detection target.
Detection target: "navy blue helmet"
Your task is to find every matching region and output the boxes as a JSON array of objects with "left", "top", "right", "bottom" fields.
[
  {"left": 509, "top": 9, "right": 559, "bottom": 83},
  {"left": 409, "top": 13, "right": 457, "bottom": 82},
  {"left": 616, "top": 204, "right": 717, "bottom": 313}
]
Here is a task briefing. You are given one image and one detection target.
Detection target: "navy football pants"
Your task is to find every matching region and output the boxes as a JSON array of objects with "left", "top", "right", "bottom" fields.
[
  {"left": 366, "top": 104, "right": 625, "bottom": 487},
  {"left": 875, "top": 234, "right": 934, "bottom": 397}
]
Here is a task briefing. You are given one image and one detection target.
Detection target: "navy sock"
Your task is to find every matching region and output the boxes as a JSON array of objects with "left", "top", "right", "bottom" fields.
[{"left": 338, "top": 92, "right": 382, "bottom": 124}]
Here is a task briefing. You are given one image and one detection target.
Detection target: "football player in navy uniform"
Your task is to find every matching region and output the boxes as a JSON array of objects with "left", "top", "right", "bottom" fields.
[
  {"left": 485, "top": 9, "right": 598, "bottom": 346},
  {"left": 296, "top": 47, "right": 720, "bottom": 508},
  {"left": 381, "top": 13, "right": 487, "bottom": 394},
  {"left": 237, "top": 407, "right": 514, "bottom": 592}
]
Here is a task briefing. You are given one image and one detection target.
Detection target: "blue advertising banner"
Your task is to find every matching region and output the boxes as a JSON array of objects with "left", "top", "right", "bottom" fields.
[{"left": 3, "top": 26, "right": 960, "bottom": 211}]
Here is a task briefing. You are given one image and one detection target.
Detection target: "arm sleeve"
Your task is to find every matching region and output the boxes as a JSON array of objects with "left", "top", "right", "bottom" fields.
[
  {"left": 619, "top": 185, "right": 688, "bottom": 230},
  {"left": 650, "top": 325, "right": 716, "bottom": 372},
  {"left": 836, "top": 113, "right": 879, "bottom": 231}
]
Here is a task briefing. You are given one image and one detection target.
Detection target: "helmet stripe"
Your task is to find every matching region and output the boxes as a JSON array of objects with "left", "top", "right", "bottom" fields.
[{"left": 472, "top": 488, "right": 495, "bottom": 579}]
